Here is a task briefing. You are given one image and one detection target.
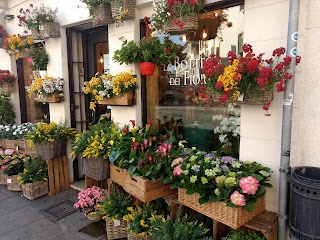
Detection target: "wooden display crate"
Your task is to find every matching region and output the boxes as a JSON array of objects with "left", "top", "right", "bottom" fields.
[
  {"left": 110, "top": 165, "right": 176, "bottom": 203},
  {"left": 47, "top": 156, "right": 70, "bottom": 196},
  {"left": 98, "top": 92, "right": 136, "bottom": 106}
]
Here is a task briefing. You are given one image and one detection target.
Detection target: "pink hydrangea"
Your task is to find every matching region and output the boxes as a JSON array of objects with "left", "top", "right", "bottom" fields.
[
  {"left": 173, "top": 164, "right": 183, "bottom": 176},
  {"left": 171, "top": 157, "right": 184, "bottom": 167},
  {"left": 4, "top": 149, "right": 14, "bottom": 155},
  {"left": 239, "top": 176, "right": 260, "bottom": 195},
  {"left": 230, "top": 190, "right": 246, "bottom": 206}
]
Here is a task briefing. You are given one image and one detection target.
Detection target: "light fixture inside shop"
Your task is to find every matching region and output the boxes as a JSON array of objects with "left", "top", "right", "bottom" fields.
[
  {"left": 202, "top": 29, "right": 208, "bottom": 39},
  {"left": 99, "top": 54, "right": 104, "bottom": 64},
  {"left": 182, "top": 34, "right": 187, "bottom": 42}
]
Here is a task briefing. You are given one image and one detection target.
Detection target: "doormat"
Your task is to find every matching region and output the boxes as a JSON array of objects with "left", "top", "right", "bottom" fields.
[
  {"left": 40, "top": 200, "right": 77, "bottom": 222},
  {"left": 78, "top": 221, "right": 106, "bottom": 238}
]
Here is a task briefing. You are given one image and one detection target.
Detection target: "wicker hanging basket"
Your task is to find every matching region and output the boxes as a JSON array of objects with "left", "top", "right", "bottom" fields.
[
  {"left": 83, "top": 157, "right": 109, "bottom": 181},
  {"left": 35, "top": 138, "right": 66, "bottom": 160},
  {"left": 92, "top": 4, "right": 114, "bottom": 26},
  {"left": 21, "top": 180, "right": 49, "bottom": 200},
  {"left": 164, "top": 13, "right": 198, "bottom": 35},
  {"left": 0, "top": 37, "right": 4, "bottom": 49},
  {"left": 106, "top": 218, "right": 127, "bottom": 239},
  {"left": 17, "top": 49, "right": 28, "bottom": 59},
  {"left": 7, "top": 175, "right": 21, "bottom": 191},
  {"left": 111, "top": 0, "right": 135, "bottom": 20},
  {"left": 0, "top": 172, "right": 8, "bottom": 185},
  {"left": 30, "top": 22, "right": 60, "bottom": 40},
  {"left": 0, "top": 83, "right": 15, "bottom": 92}
]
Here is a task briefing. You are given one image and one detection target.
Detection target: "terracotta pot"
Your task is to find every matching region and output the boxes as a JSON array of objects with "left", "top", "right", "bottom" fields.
[
  {"left": 87, "top": 213, "right": 102, "bottom": 222},
  {"left": 139, "top": 62, "right": 155, "bottom": 76}
]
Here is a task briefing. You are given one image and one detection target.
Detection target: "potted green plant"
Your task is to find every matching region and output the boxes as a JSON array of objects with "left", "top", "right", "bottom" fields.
[
  {"left": 29, "top": 48, "right": 49, "bottom": 78},
  {"left": 99, "top": 185, "right": 133, "bottom": 239},
  {"left": 18, "top": 157, "right": 49, "bottom": 200},
  {"left": 81, "top": 0, "right": 113, "bottom": 25},
  {"left": 113, "top": 37, "right": 179, "bottom": 76}
]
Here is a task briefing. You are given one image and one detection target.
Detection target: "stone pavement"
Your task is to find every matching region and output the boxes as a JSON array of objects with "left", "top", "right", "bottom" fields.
[{"left": 0, "top": 185, "right": 107, "bottom": 240}]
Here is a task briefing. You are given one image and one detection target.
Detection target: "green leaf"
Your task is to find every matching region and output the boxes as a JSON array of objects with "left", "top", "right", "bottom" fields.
[
  {"left": 252, "top": 174, "right": 263, "bottom": 181},
  {"left": 170, "top": 182, "right": 181, "bottom": 189},
  {"left": 109, "top": 150, "right": 122, "bottom": 165},
  {"left": 255, "top": 186, "right": 266, "bottom": 198},
  {"left": 209, "top": 194, "right": 218, "bottom": 202},
  {"left": 186, "top": 188, "right": 196, "bottom": 195},
  {"left": 261, "top": 182, "right": 273, "bottom": 188},
  {"left": 243, "top": 202, "right": 255, "bottom": 212},
  {"left": 163, "top": 177, "right": 173, "bottom": 184},
  {"left": 198, "top": 196, "right": 209, "bottom": 205},
  {"left": 128, "top": 165, "right": 137, "bottom": 176}
]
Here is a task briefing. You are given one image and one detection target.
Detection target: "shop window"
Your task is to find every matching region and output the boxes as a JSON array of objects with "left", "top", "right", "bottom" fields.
[{"left": 146, "top": 4, "right": 244, "bottom": 158}]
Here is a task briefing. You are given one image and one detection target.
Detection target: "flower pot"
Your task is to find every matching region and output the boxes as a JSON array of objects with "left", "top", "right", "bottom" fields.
[
  {"left": 83, "top": 157, "right": 109, "bottom": 181},
  {"left": 98, "top": 92, "right": 136, "bottom": 106},
  {"left": 92, "top": 4, "right": 113, "bottom": 26},
  {"left": 39, "top": 70, "right": 47, "bottom": 79},
  {"left": 7, "top": 175, "right": 21, "bottom": 191},
  {"left": 87, "top": 213, "right": 103, "bottom": 222},
  {"left": 30, "top": 22, "right": 60, "bottom": 40},
  {"left": 105, "top": 217, "right": 127, "bottom": 239},
  {"left": 0, "top": 83, "right": 15, "bottom": 92},
  {"left": 0, "top": 172, "right": 8, "bottom": 185},
  {"left": 35, "top": 138, "right": 66, "bottom": 160},
  {"left": 21, "top": 180, "right": 49, "bottom": 200},
  {"left": 111, "top": 0, "right": 135, "bottom": 20},
  {"left": 139, "top": 62, "right": 155, "bottom": 76},
  {"left": 35, "top": 93, "right": 64, "bottom": 103}
]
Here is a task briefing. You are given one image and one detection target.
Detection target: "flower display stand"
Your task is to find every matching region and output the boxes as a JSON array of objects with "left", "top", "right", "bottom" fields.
[
  {"left": 110, "top": 165, "right": 176, "bottom": 203},
  {"left": 35, "top": 93, "right": 64, "bottom": 103},
  {"left": 85, "top": 176, "right": 109, "bottom": 189},
  {"left": 21, "top": 180, "right": 49, "bottom": 200},
  {"left": 46, "top": 156, "right": 70, "bottom": 196},
  {"left": 5, "top": 139, "right": 34, "bottom": 153},
  {"left": 105, "top": 217, "right": 127, "bottom": 239},
  {"left": 98, "top": 92, "right": 136, "bottom": 106},
  {"left": 178, "top": 188, "right": 265, "bottom": 229}
]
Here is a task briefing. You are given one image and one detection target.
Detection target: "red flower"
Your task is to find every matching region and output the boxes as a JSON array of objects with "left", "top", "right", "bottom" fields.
[
  {"left": 147, "top": 119, "right": 152, "bottom": 126},
  {"left": 259, "top": 67, "right": 272, "bottom": 78},
  {"left": 247, "top": 58, "right": 260, "bottom": 73},
  {"left": 242, "top": 44, "right": 253, "bottom": 54},
  {"left": 263, "top": 101, "right": 271, "bottom": 111},
  {"left": 276, "top": 80, "right": 286, "bottom": 92},
  {"left": 283, "top": 56, "right": 292, "bottom": 66},
  {"left": 19, "top": 8, "right": 23, "bottom": 13},
  {"left": 121, "top": 127, "right": 128, "bottom": 134},
  {"left": 29, "top": 4, "right": 33, "bottom": 7},
  {"left": 129, "top": 120, "right": 136, "bottom": 128},
  {"left": 272, "top": 47, "right": 285, "bottom": 57},
  {"left": 165, "top": 49, "right": 171, "bottom": 53},
  {"left": 219, "top": 94, "right": 229, "bottom": 103},
  {"left": 275, "top": 63, "right": 284, "bottom": 72},
  {"left": 296, "top": 55, "right": 301, "bottom": 65},
  {"left": 131, "top": 142, "right": 139, "bottom": 151},
  {"left": 215, "top": 81, "right": 223, "bottom": 90}
]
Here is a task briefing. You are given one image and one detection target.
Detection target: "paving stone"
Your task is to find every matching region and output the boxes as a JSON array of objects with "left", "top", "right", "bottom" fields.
[
  {"left": 0, "top": 192, "right": 10, "bottom": 201},
  {"left": 0, "top": 207, "right": 45, "bottom": 236},
  {"left": 0, "top": 218, "right": 63, "bottom": 240},
  {"left": 58, "top": 211, "right": 88, "bottom": 230},
  {"left": 47, "top": 230, "right": 85, "bottom": 240},
  {"left": 0, "top": 195, "right": 32, "bottom": 216}
]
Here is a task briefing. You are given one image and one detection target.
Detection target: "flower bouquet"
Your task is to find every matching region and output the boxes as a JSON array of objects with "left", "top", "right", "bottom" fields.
[
  {"left": 0, "top": 25, "right": 8, "bottom": 48},
  {"left": 3, "top": 34, "right": 34, "bottom": 59},
  {"left": 0, "top": 70, "right": 16, "bottom": 92},
  {"left": 81, "top": 0, "right": 113, "bottom": 25},
  {"left": 18, "top": 157, "right": 49, "bottom": 200},
  {"left": 74, "top": 186, "right": 108, "bottom": 221},
  {"left": 164, "top": 150, "right": 272, "bottom": 228},
  {"left": 26, "top": 122, "right": 76, "bottom": 160},
  {"left": 202, "top": 44, "right": 301, "bottom": 113},
  {"left": 18, "top": 3, "right": 60, "bottom": 39},
  {"left": 83, "top": 71, "right": 138, "bottom": 110},
  {"left": 0, "top": 149, "right": 31, "bottom": 191},
  {"left": 99, "top": 185, "right": 133, "bottom": 239},
  {"left": 26, "top": 76, "right": 64, "bottom": 103}
]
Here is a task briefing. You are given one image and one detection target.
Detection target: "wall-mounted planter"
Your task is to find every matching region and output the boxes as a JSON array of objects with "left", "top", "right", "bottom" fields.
[
  {"left": 30, "top": 22, "right": 60, "bottom": 40},
  {"left": 35, "top": 93, "right": 64, "bottom": 103},
  {"left": 98, "top": 92, "right": 136, "bottom": 106},
  {"left": 0, "top": 83, "right": 15, "bottom": 92},
  {"left": 139, "top": 62, "right": 155, "bottom": 76},
  {"left": 92, "top": 4, "right": 114, "bottom": 26},
  {"left": 111, "top": 0, "right": 135, "bottom": 20},
  {"left": 0, "top": 37, "right": 4, "bottom": 49}
]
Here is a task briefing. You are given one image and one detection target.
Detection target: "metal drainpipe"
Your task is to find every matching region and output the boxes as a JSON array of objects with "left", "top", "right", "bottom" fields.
[{"left": 278, "top": 0, "right": 300, "bottom": 239}]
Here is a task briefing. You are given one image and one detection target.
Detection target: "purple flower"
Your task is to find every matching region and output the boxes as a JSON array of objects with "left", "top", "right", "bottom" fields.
[
  {"left": 191, "top": 164, "right": 200, "bottom": 172},
  {"left": 220, "top": 164, "right": 228, "bottom": 171},
  {"left": 205, "top": 153, "right": 216, "bottom": 161},
  {"left": 221, "top": 156, "right": 235, "bottom": 164}
]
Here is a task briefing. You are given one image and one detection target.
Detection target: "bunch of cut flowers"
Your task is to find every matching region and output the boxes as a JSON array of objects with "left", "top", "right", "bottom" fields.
[
  {"left": 202, "top": 44, "right": 301, "bottom": 112},
  {"left": 164, "top": 149, "right": 272, "bottom": 212},
  {"left": 25, "top": 76, "right": 64, "bottom": 100}
]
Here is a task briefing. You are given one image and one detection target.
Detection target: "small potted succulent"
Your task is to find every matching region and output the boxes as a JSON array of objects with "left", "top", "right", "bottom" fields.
[{"left": 29, "top": 48, "right": 49, "bottom": 79}]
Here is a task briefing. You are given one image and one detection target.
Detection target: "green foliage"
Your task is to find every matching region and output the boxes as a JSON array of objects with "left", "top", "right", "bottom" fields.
[
  {"left": 99, "top": 185, "right": 133, "bottom": 220},
  {"left": 81, "top": 0, "right": 111, "bottom": 16},
  {"left": 222, "top": 230, "right": 266, "bottom": 240},
  {"left": 29, "top": 48, "right": 49, "bottom": 70},
  {"left": 18, "top": 157, "right": 48, "bottom": 184},
  {"left": 113, "top": 37, "right": 180, "bottom": 65},
  {"left": 0, "top": 92, "right": 15, "bottom": 125}
]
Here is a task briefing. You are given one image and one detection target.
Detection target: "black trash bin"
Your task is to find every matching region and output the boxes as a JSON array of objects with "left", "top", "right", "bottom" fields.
[{"left": 289, "top": 167, "right": 320, "bottom": 240}]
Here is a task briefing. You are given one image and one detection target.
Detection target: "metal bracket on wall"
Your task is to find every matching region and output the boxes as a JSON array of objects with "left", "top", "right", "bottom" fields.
[{"left": 34, "top": 39, "right": 46, "bottom": 48}]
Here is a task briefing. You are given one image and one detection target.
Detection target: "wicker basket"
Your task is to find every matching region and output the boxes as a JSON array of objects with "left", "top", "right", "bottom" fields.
[
  {"left": 92, "top": 4, "right": 114, "bottom": 26},
  {"left": 35, "top": 138, "right": 66, "bottom": 160},
  {"left": 7, "top": 175, "right": 21, "bottom": 191},
  {"left": 0, "top": 172, "right": 8, "bottom": 185},
  {"left": 0, "top": 37, "right": 4, "bottom": 48},
  {"left": 106, "top": 218, "right": 127, "bottom": 239},
  {"left": 5, "top": 139, "right": 34, "bottom": 152},
  {"left": 0, "top": 138, "right": 6, "bottom": 148},
  {"left": 21, "top": 180, "right": 49, "bottom": 200},
  {"left": 164, "top": 14, "right": 198, "bottom": 35},
  {"left": 83, "top": 157, "right": 109, "bottom": 181},
  {"left": 178, "top": 188, "right": 265, "bottom": 229},
  {"left": 17, "top": 49, "right": 28, "bottom": 59},
  {"left": 127, "top": 233, "right": 152, "bottom": 240},
  {"left": 0, "top": 83, "right": 15, "bottom": 92},
  {"left": 30, "top": 22, "right": 60, "bottom": 40},
  {"left": 111, "top": 0, "right": 135, "bottom": 20}
]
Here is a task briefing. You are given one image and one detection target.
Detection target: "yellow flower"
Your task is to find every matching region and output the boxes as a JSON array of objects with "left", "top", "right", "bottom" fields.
[{"left": 89, "top": 102, "right": 96, "bottom": 111}]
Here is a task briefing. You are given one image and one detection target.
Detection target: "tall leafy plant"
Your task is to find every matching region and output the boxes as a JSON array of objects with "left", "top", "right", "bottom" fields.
[{"left": 29, "top": 48, "right": 49, "bottom": 71}]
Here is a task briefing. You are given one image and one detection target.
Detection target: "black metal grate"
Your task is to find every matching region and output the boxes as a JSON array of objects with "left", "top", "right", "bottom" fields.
[{"left": 41, "top": 200, "right": 77, "bottom": 222}]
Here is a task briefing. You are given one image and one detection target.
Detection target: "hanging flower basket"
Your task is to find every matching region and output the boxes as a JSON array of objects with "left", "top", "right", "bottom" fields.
[
  {"left": 111, "top": 0, "right": 135, "bottom": 20},
  {"left": 35, "top": 138, "right": 66, "bottom": 160},
  {"left": 105, "top": 217, "right": 128, "bottom": 239},
  {"left": 139, "top": 62, "right": 156, "bottom": 76},
  {"left": 178, "top": 188, "right": 265, "bottom": 229},
  {"left": 83, "top": 157, "right": 109, "bottom": 181},
  {"left": 98, "top": 92, "right": 136, "bottom": 106},
  {"left": 0, "top": 83, "right": 15, "bottom": 92},
  {"left": 7, "top": 175, "right": 21, "bottom": 191},
  {"left": 35, "top": 93, "right": 64, "bottom": 103},
  {"left": 164, "top": 13, "right": 198, "bottom": 35},
  {"left": 21, "top": 180, "right": 49, "bottom": 200},
  {"left": 0, "top": 37, "right": 4, "bottom": 49},
  {"left": 16, "top": 49, "right": 28, "bottom": 59},
  {"left": 30, "top": 22, "right": 60, "bottom": 40},
  {"left": 92, "top": 4, "right": 114, "bottom": 26}
]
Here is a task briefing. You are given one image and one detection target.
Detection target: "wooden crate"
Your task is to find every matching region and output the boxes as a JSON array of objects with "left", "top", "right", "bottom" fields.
[
  {"left": 98, "top": 92, "right": 136, "bottom": 106},
  {"left": 110, "top": 165, "right": 176, "bottom": 203},
  {"left": 46, "top": 156, "right": 70, "bottom": 196},
  {"left": 85, "top": 175, "right": 108, "bottom": 189}
]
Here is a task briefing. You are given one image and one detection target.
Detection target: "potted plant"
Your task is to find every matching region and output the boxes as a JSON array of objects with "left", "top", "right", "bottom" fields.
[
  {"left": 0, "top": 25, "right": 8, "bottom": 48},
  {"left": 202, "top": 44, "right": 301, "bottom": 114},
  {"left": 74, "top": 186, "right": 108, "bottom": 222},
  {"left": 70, "top": 120, "right": 118, "bottom": 181},
  {"left": 113, "top": 37, "right": 179, "bottom": 75},
  {"left": 0, "top": 92, "right": 15, "bottom": 126},
  {"left": 26, "top": 122, "right": 76, "bottom": 160},
  {"left": 0, "top": 70, "right": 16, "bottom": 92},
  {"left": 164, "top": 150, "right": 272, "bottom": 229},
  {"left": 3, "top": 34, "right": 34, "bottom": 59},
  {"left": 0, "top": 149, "right": 31, "bottom": 191},
  {"left": 25, "top": 76, "right": 64, "bottom": 103},
  {"left": 222, "top": 230, "right": 266, "bottom": 240},
  {"left": 99, "top": 185, "right": 133, "bottom": 239},
  {"left": 18, "top": 3, "right": 60, "bottom": 40},
  {"left": 29, "top": 48, "right": 49, "bottom": 79},
  {"left": 18, "top": 157, "right": 49, "bottom": 200},
  {"left": 83, "top": 70, "right": 139, "bottom": 109},
  {"left": 81, "top": 0, "right": 113, "bottom": 25}
]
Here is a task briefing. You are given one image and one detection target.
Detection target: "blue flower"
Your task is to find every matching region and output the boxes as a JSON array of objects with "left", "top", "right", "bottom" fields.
[{"left": 191, "top": 164, "right": 200, "bottom": 172}]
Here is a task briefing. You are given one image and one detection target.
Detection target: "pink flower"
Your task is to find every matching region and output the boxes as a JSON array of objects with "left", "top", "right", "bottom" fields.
[
  {"left": 131, "top": 142, "right": 139, "bottom": 151},
  {"left": 171, "top": 157, "right": 184, "bottom": 167},
  {"left": 230, "top": 190, "right": 246, "bottom": 206},
  {"left": 239, "top": 176, "right": 260, "bottom": 195},
  {"left": 173, "top": 164, "right": 183, "bottom": 176},
  {"left": 4, "top": 149, "right": 14, "bottom": 155}
]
